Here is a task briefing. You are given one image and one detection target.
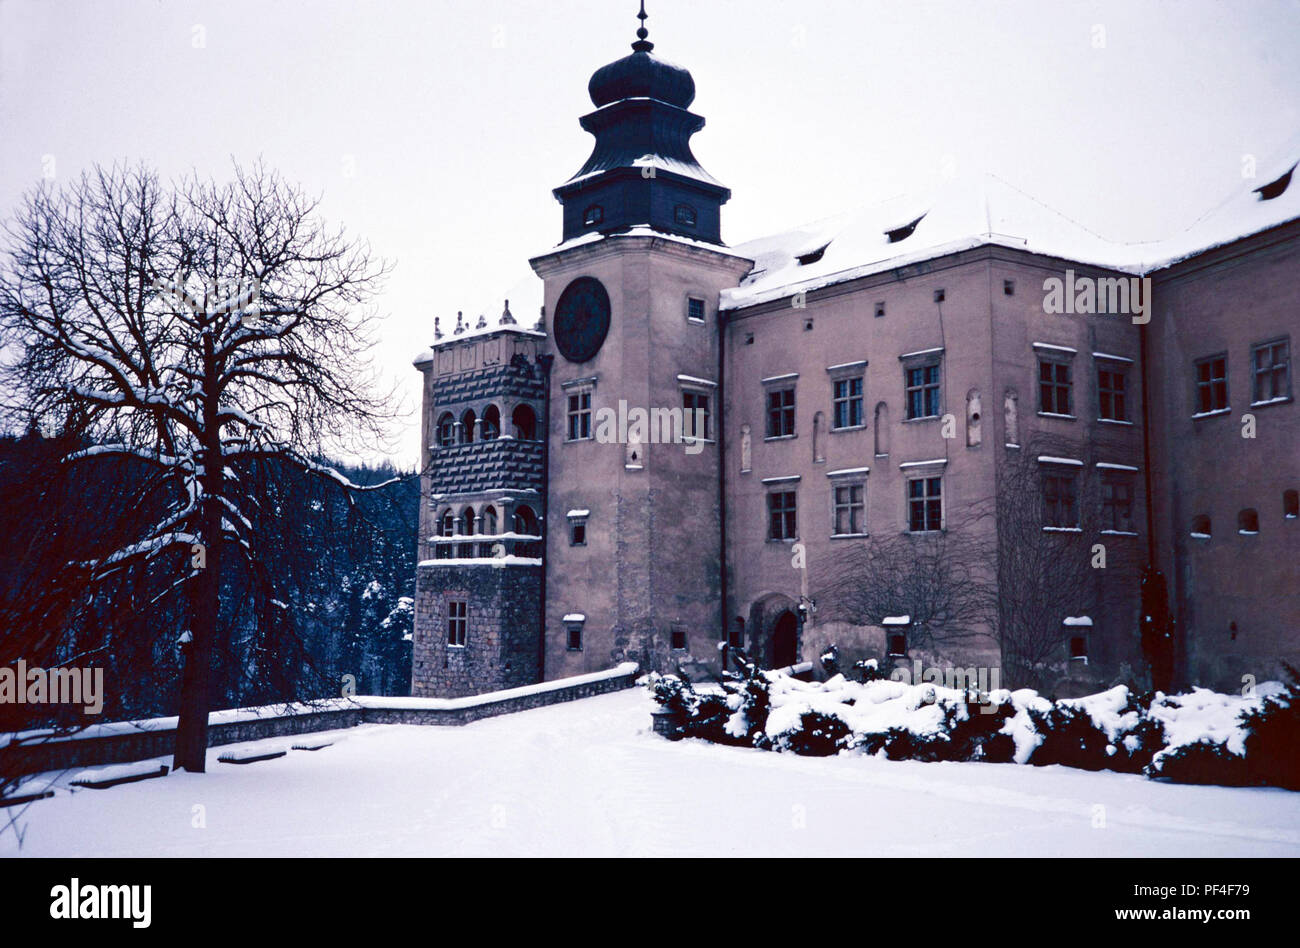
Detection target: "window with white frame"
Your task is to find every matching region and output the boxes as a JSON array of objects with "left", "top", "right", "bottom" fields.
[
  {"left": 832, "top": 375, "right": 864, "bottom": 429},
  {"left": 1038, "top": 355, "right": 1073, "bottom": 416},
  {"left": 682, "top": 389, "right": 711, "bottom": 440},
  {"left": 1194, "top": 354, "right": 1228, "bottom": 414},
  {"left": 767, "top": 489, "right": 798, "bottom": 540},
  {"left": 1097, "top": 362, "right": 1129, "bottom": 421},
  {"left": 566, "top": 386, "right": 593, "bottom": 440},
  {"left": 447, "top": 599, "right": 467, "bottom": 647},
  {"left": 832, "top": 481, "right": 865, "bottom": 536},
  {"left": 903, "top": 359, "right": 941, "bottom": 420},
  {"left": 686, "top": 296, "right": 706, "bottom": 322},
  {"left": 766, "top": 385, "right": 796, "bottom": 437}
]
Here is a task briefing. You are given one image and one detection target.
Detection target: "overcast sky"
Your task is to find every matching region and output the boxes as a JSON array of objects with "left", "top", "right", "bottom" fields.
[{"left": 3, "top": 0, "right": 1298, "bottom": 466}]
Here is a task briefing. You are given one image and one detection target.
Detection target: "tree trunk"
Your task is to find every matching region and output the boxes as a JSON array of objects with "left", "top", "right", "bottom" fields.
[{"left": 173, "top": 337, "right": 224, "bottom": 772}]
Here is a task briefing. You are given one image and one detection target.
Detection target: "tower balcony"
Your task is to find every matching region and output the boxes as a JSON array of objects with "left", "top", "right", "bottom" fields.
[{"left": 427, "top": 437, "right": 544, "bottom": 494}]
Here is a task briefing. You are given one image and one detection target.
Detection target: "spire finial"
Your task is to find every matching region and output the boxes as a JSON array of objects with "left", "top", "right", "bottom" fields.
[{"left": 632, "top": 0, "right": 653, "bottom": 51}]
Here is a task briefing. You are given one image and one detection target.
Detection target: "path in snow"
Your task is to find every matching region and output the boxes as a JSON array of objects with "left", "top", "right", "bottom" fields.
[{"left": 4, "top": 688, "right": 1298, "bottom": 857}]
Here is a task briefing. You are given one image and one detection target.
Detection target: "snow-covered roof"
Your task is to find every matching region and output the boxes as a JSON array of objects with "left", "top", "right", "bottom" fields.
[
  {"left": 882, "top": 615, "right": 911, "bottom": 626},
  {"left": 721, "top": 138, "right": 1300, "bottom": 310},
  {"left": 1064, "top": 616, "right": 1093, "bottom": 627}
]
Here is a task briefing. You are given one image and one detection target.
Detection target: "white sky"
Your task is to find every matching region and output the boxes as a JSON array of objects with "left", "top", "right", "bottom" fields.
[{"left": 3, "top": 0, "right": 1298, "bottom": 466}]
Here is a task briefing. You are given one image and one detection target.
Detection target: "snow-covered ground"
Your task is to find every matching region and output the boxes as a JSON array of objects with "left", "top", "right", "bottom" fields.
[{"left": 3, "top": 688, "right": 1297, "bottom": 857}]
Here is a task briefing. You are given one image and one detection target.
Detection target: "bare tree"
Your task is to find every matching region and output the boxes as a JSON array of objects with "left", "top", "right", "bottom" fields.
[
  {"left": 0, "top": 161, "right": 398, "bottom": 771},
  {"left": 995, "top": 437, "right": 1141, "bottom": 690},
  {"left": 819, "top": 502, "right": 998, "bottom": 656}
]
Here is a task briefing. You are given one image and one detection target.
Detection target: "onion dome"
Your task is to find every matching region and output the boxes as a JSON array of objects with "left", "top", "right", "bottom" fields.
[{"left": 587, "top": 2, "right": 695, "bottom": 109}]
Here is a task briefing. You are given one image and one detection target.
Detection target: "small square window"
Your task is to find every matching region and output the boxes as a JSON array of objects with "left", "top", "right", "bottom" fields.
[
  {"left": 1003, "top": 279, "right": 1015, "bottom": 296},
  {"left": 745, "top": 333, "right": 755, "bottom": 345},
  {"left": 804, "top": 318, "right": 814, "bottom": 331},
  {"left": 570, "top": 521, "right": 586, "bottom": 545},
  {"left": 565, "top": 617, "right": 584, "bottom": 650},
  {"left": 874, "top": 301, "right": 886, "bottom": 318},
  {"left": 583, "top": 205, "right": 603, "bottom": 227},
  {"left": 887, "top": 632, "right": 907, "bottom": 657},
  {"left": 671, "top": 626, "right": 688, "bottom": 650},
  {"left": 1069, "top": 636, "right": 1088, "bottom": 660},
  {"left": 674, "top": 204, "right": 697, "bottom": 227},
  {"left": 933, "top": 289, "right": 945, "bottom": 303},
  {"left": 687, "top": 297, "right": 706, "bottom": 322}
]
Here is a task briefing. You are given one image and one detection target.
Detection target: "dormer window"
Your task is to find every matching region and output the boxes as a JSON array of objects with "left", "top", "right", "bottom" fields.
[
  {"left": 796, "top": 244, "right": 828, "bottom": 266},
  {"left": 1254, "top": 163, "right": 1296, "bottom": 201},
  {"left": 674, "top": 204, "right": 697, "bottom": 227},
  {"left": 583, "top": 205, "right": 604, "bottom": 227},
  {"left": 885, "top": 214, "right": 926, "bottom": 243}
]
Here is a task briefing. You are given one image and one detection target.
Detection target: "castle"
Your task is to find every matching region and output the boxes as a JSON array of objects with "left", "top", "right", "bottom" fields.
[{"left": 410, "top": 8, "right": 1299, "bottom": 699}]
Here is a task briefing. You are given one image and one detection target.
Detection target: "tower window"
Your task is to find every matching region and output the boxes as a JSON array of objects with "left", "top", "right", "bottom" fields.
[
  {"left": 1191, "top": 514, "right": 1211, "bottom": 538},
  {"left": 436, "top": 412, "right": 455, "bottom": 447},
  {"left": 674, "top": 204, "right": 697, "bottom": 227},
  {"left": 564, "top": 614, "right": 585, "bottom": 650},
  {"left": 687, "top": 297, "right": 706, "bottom": 322},
  {"left": 1003, "top": 279, "right": 1015, "bottom": 296},
  {"left": 1069, "top": 635, "right": 1088, "bottom": 661},
  {"left": 447, "top": 599, "right": 468, "bottom": 647},
  {"left": 907, "top": 477, "right": 943, "bottom": 532},
  {"left": 583, "top": 205, "right": 603, "bottom": 227},
  {"left": 682, "top": 390, "right": 711, "bottom": 440},
  {"left": 874, "top": 301, "right": 886, "bottom": 318},
  {"left": 567, "top": 510, "right": 589, "bottom": 546},
  {"left": 745, "top": 332, "right": 755, "bottom": 345},
  {"left": 1285, "top": 489, "right": 1299, "bottom": 519},
  {"left": 933, "top": 288, "right": 946, "bottom": 303},
  {"left": 1238, "top": 508, "right": 1259, "bottom": 535},
  {"left": 670, "top": 626, "right": 688, "bottom": 650},
  {"left": 566, "top": 388, "right": 593, "bottom": 441}
]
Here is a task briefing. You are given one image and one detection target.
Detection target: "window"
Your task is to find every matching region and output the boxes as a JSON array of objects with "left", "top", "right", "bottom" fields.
[
  {"left": 1038, "top": 358, "right": 1072, "bottom": 415},
  {"left": 447, "top": 600, "right": 467, "bottom": 647},
  {"left": 480, "top": 404, "right": 501, "bottom": 440},
  {"left": 933, "top": 289, "right": 945, "bottom": 303},
  {"left": 1003, "top": 279, "right": 1015, "bottom": 296},
  {"left": 832, "top": 376, "right": 864, "bottom": 429},
  {"left": 729, "top": 618, "right": 745, "bottom": 649},
  {"left": 511, "top": 403, "right": 537, "bottom": 440},
  {"left": 1069, "top": 636, "right": 1088, "bottom": 661},
  {"left": 1238, "top": 508, "right": 1259, "bottom": 535},
  {"left": 1286, "top": 490, "right": 1299, "bottom": 520},
  {"left": 905, "top": 362, "right": 941, "bottom": 419},
  {"left": 1251, "top": 338, "right": 1291, "bottom": 405},
  {"left": 671, "top": 626, "right": 688, "bottom": 650},
  {"left": 1097, "top": 365, "right": 1128, "bottom": 421},
  {"left": 675, "top": 204, "right": 697, "bottom": 227},
  {"left": 1042, "top": 469, "right": 1079, "bottom": 528},
  {"left": 874, "top": 301, "right": 886, "bottom": 318},
  {"left": 459, "top": 408, "right": 477, "bottom": 443},
  {"left": 767, "top": 490, "right": 797, "bottom": 540},
  {"left": 583, "top": 205, "right": 603, "bottom": 227},
  {"left": 907, "top": 477, "right": 943, "bottom": 532},
  {"left": 832, "top": 482, "right": 865, "bottom": 536},
  {"left": 766, "top": 387, "right": 796, "bottom": 437},
  {"left": 1194, "top": 355, "right": 1228, "bottom": 414},
  {"left": 435, "top": 510, "right": 455, "bottom": 559},
  {"left": 687, "top": 297, "right": 706, "bottom": 322},
  {"left": 887, "top": 631, "right": 907, "bottom": 657},
  {"left": 1191, "top": 514, "right": 1211, "bottom": 538},
  {"left": 565, "top": 616, "right": 584, "bottom": 650},
  {"left": 566, "top": 389, "right": 592, "bottom": 440},
  {"left": 513, "top": 504, "right": 539, "bottom": 536},
  {"left": 1100, "top": 475, "right": 1134, "bottom": 532},
  {"left": 744, "top": 332, "right": 754, "bottom": 345},
  {"left": 436, "top": 412, "right": 455, "bottom": 447},
  {"left": 568, "top": 510, "right": 588, "bottom": 546},
  {"left": 683, "top": 390, "right": 711, "bottom": 440}
]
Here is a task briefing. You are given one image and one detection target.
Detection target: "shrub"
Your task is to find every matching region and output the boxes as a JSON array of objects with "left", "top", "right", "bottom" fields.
[
  {"left": 946, "top": 697, "right": 1018, "bottom": 764},
  {"left": 1152, "top": 740, "right": 1252, "bottom": 786},
  {"left": 1240, "top": 665, "right": 1300, "bottom": 790},
  {"left": 1026, "top": 704, "right": 1113, "bottom": 771},
  {"left": 775, "top": 711, "right": 853, "bottom": 756}
]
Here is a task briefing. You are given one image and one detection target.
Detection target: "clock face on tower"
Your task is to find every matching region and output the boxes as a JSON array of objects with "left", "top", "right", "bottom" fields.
[{"left": 553, "top": 276, "right": 611, "bottom": 363}]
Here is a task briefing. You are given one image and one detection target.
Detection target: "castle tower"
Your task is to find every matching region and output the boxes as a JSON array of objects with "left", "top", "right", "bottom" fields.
[
  {"left": 530, "top": 5, "right": 753, "bottom": 677},
  {"left": 409, "top": 318, "right": 549, "bottom": 697}
]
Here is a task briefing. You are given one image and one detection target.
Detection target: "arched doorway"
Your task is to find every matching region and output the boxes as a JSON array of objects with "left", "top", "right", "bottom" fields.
[{"left": 772, "top": 611, "right": 798, "bottom": 668}]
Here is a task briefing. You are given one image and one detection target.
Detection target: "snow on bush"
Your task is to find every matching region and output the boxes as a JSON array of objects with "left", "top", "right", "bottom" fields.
[{"left": 643, "top": 660, "right": 1300, "bottom": 790}]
